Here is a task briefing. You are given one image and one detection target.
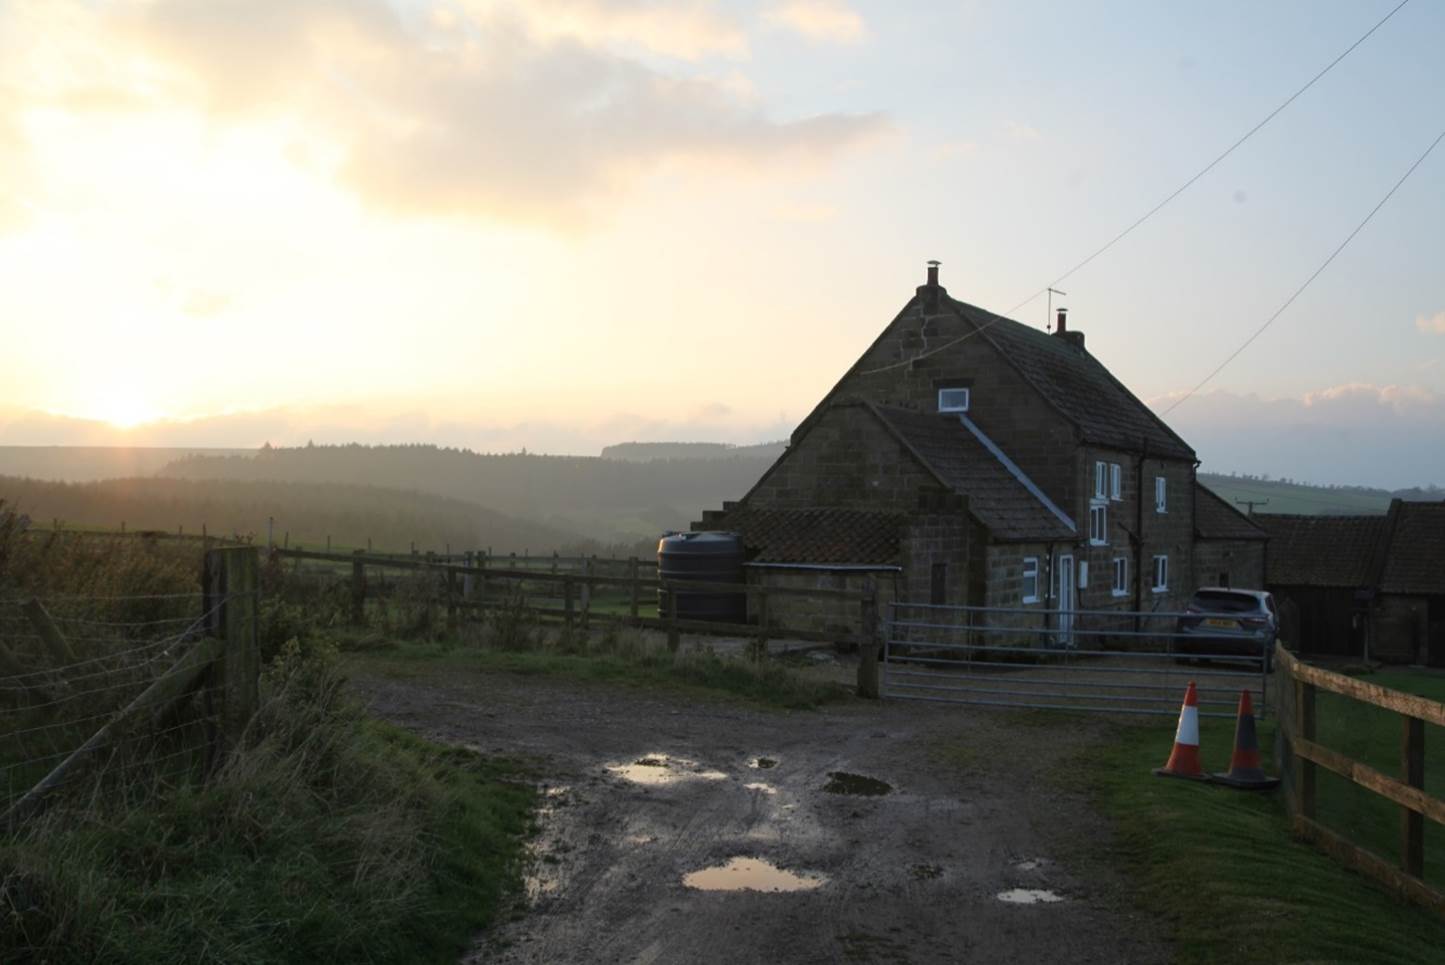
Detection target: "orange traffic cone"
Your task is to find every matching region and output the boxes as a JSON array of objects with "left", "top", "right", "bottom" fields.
[
  {"left": 1211, "top": 690, "right": 1279, "bottom": 790},
  {"left": 1154, "top": 681, "right": 1207, "bottom": 780}
]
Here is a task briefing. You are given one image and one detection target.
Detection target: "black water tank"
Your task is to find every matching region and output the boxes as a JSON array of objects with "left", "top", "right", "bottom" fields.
[{"left": 657, "top": 531, "right": 746, "bottom": 623}]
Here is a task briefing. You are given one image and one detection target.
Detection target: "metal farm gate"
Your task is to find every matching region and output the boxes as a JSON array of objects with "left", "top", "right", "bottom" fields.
[{"left": 881, "top": 601, "right": 1271, "bottom": 718}]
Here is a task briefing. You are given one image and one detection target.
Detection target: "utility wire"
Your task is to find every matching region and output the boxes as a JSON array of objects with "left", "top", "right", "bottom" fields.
[
  {"left": 855, "top": 0, "right": 1412, "bottom": 378},
  {"left": 1005, "top": 0, "right": 1413, "bottom": 317},
  {"left": 1163, "top": 125, "right": 1445, "bottom": 415}
]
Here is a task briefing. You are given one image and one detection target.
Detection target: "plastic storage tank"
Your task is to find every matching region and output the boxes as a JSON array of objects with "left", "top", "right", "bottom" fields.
[{"left": 657, "top": 531, "right": 746, "bottom": 623}]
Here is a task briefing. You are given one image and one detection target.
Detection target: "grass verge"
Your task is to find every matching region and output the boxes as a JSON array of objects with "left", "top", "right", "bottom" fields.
[
  {"left": 1, "top": 643, "right": 535, "bottom": 965},
  {"left": 1079, "top": 713, "right": 1445, "bottom": 964},
  {"left": 348, "top": 633, "right": 850, "bottom": 711}
]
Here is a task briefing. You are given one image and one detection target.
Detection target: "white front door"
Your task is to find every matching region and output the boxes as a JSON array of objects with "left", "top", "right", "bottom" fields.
[{"left": 1056, "top": 554, "right": 1075, "bottom": 649}]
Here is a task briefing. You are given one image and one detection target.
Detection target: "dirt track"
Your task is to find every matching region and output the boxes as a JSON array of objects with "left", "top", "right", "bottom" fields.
[{"left": 352, "top": 662, "right": 1169, "bottom": 965}]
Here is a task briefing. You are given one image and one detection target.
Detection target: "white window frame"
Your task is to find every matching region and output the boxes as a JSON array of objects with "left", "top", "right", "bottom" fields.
[
  {"left": 1021, "top": 557, "right": 1039, "bottom": 604},
  {"left": 937, "top": 387, "right": 970, "bottom": 413},
  {"left": 1112, "top": 556, "right": 1129, "bottom": 597},
  {"left": 1093, "top": 461, "right": 1107, "bottom": 499},
  {"left": 1154, "top": 475, "right": 1167, "bottom": 514},
  {"left": 1089, "top": 501, "right": 1108, "bottom": 546},
  {"left": 1109, "top": 463, "right": 1122, "bottom": 501},
  {"left": 1151, "top": 554, "right": 1169, "bottom": 593}
]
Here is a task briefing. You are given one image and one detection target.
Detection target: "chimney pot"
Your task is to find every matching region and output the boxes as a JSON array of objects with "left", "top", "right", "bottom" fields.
[
  {"left": 1056, "top": 307, "right": 1068, "bottom": 333},
  {"left": 926, "top": 260, "right": 940, "bottom": 287}
]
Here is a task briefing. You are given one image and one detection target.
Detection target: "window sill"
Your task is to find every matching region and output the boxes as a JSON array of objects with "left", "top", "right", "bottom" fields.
[
  {"left": 1022, "top": 596, "right": 1038, "bottom": 605},
  {"left": 1111, "top": 590, "right": 1129, "bottom": 598},
  {"left": 1151, "top": 586, "right": 1168, "bottom": 594},
  {"left": 1089, "top": 539, "right": 1108, "bottom": 547}
]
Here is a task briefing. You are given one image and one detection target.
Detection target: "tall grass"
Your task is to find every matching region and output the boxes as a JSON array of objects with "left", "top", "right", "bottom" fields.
[{"left": 1, "top": 640, "right": 534, "bottom": 964}]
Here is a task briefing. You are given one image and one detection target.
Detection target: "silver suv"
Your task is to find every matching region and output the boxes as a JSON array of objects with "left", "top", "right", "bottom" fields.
[{"left": 1174, "top": 588, "right": 1279, "bottom": 670}]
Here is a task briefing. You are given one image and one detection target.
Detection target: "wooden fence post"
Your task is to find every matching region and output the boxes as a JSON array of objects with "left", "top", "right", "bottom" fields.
[
  {"left": 581, "top": 557, "right": 593, "bottom": 631},
  {"left": 1297, "top": 679, "right": 1317, "bottom": 821},
  {"left": 204, "top": 546, "right": 260, "bottom": 752},
  {"left": 447, "top": 568, "right": 458, "bottom": 634},
  {"left": 629, "top": 557, "right": 640, "bottom": 624},
  {"left": 753, "top": 587, "right": 769, "bottom": 662},
  {"left": 857, "top": 578, "right": 880, "bottom": 699},
  {"left": 1403, "top": 716, "right": 1425, "bottom": 877},
  {"left": 350, "top": 550, "right": 366, "bottom": 627},
  {"left": 666, "top": 586, "right": 680, "bottom": 653}
]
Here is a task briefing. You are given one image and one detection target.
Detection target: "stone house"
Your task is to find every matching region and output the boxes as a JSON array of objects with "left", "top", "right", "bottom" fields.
[
  {"left": 695, "top": 263, "right": 1265, "bottom": 643},
  {"left": 1260, "top": 500, "right": 1445, "bottom": 664}
]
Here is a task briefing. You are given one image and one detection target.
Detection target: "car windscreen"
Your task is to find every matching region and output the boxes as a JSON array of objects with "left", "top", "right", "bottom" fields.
[{"left": 1191, "top": 592, "right": 1262, "bottom": 614}]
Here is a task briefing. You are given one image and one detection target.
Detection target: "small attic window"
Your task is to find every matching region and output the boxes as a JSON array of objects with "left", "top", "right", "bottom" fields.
[{"left": 938, "top": 387, "right": 970, "bottom": 413}]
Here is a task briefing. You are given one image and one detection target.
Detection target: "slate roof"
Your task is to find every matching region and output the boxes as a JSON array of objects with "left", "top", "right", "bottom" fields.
[
  {"left": 869, "top": 403, "right": 1076, "bottom": 542},
  {"left": 1194, "top": 483, "right": 1267, "bottom": 540},
  {"left": 1377, "top": 501, "right": 1445, "bottom": 595},
  {"left": 1256, "top": 513, "right": 1390, "bottom": 588},
  {"left": 716, "top": 506, "right": 905, "bottom": 566},
  {"left": 947, "top": 296, "right": 1196, "bottom": 461}
]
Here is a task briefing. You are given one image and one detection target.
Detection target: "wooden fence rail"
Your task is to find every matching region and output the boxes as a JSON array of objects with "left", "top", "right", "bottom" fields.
[
  {"left": 273, "top": 546, "right": 884, "bottom": 695},
  {"left": 1273, "top": 643, "right": 1445, "bottom": 916}
]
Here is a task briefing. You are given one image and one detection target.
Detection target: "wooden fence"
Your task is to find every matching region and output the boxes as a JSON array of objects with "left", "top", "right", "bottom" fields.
[
  {"left": 1273, "top": 643, "right": 1445, "bottom": 915},
  {"left": 274, "top": 547, "right": 881, "bottom": 669}
]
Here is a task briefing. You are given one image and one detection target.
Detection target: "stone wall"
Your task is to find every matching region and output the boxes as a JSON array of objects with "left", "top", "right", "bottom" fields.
[
  {"left": 744, "top": 567, "right": 898, "bottom": 643},
  {"left": 1194, "top": 539, "right": 1266, "bottom": 591},
  {"left": 748, "top": 401, "right": 948, "bottom": 512},
  {"left": 807, "top": 295, "right": 1082, "bottom": 508},
  {"left": 1373, "top": 594, "right": 1429, "bottom": 663}
]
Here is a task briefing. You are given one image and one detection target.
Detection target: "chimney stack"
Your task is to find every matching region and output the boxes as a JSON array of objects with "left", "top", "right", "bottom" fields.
[
  {"left": 926, "top": 260, "right": 940, "bottom": 287},
  {"left": 1053, "top": 307, "right": 1085, "bottom": 350}
]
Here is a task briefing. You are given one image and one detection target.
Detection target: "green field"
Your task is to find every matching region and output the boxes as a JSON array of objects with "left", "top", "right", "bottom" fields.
[
  {"left": 1072, "top": 670, "right": 1445, "bottom": 963},
  {"left": 1198, "top": 474, "right": 1393, "bottom": 515}
]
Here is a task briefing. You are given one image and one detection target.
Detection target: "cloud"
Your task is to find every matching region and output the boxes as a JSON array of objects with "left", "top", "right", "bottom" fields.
[
  {"left": 473, "top": 0, "right": 750, "bottom": 61},
  {"left": 1416, "top": 311, "right": 1445, "bottom": 335},
  {"left": 764, "top": 1, "right": 867, "bottom": 45},
  {"left": 1004, "top": 120, "right": 1042, "bottom": 142},
  {"left": 1150, "top": 384, "right": 1445, "bottom": 488},
  {"left": 1, "top": 0, "right": 887, "bottom": 230}
]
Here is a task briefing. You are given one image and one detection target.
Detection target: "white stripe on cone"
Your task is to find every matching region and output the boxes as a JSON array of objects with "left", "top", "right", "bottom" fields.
[{"left": 1174, "top": 702, "right": 1199, "bottom": 747}]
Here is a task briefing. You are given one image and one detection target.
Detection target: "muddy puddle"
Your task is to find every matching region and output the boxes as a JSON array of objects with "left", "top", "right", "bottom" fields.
[
  {"left": 608, "top": 754, "right": 728, "bottom": 785},
  {"left": 823, "top": 771, "right": 892, "bottom": 796},
  {"left": 683, "top": 857, "right": 827, "bottom": 893},
  {"left": 996, "top": 889, "right": 1065, "bottom": 904},
  {"left": 749, "top": 757, "right": 778, "bottom": 770}
]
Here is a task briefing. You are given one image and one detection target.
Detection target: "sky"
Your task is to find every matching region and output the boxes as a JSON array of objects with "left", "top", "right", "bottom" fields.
[{"left": 0, "top": 0, "right": 1442, "bottom": 487}]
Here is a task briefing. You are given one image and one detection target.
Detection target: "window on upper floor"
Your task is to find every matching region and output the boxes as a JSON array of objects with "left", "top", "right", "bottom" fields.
[
  {"left": 1152, "top": 554, "right": 1169, "bottom": 593},
  {"left": 1089, "top": 502, "right": 1108, "bottom": 545},
  {"left": 1093, "top": 461, "right": 1107, "bottom": 499},
  {"left": 937, "top": 388, "right": 970, "bottom": 413},
  {"left": 1112, "top": 557, "right": 1129, "bottom": 597},
  {"left": 1155, "top": 476, "right": 1167, "bottom": 513},
  {"left": 1022, "top": 557, "right": 1039, "bottom": 604},
  {"left": 1109, "top": 463, "right": 1122, "bottom": 501}
]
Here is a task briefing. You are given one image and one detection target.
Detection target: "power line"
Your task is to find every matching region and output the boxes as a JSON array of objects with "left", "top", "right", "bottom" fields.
[
  {"left": 856, "top": 0, "right": 1412, "bottom": 379},
  {"left": 1163, "top": 125, "right": 1445, "bottom": 415},
  {"left": 1005, "top": 0, "right": 1414, "bottom": 317}
]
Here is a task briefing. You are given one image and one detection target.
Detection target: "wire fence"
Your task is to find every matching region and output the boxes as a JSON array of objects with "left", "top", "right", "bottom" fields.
[{"left": 0, "top": 590, "right": 235, "bottom": 822}]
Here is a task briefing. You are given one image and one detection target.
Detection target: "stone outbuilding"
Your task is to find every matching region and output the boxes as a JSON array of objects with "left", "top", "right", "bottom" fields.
[{"left": 1258, "top": 500, "right": 1445, "bottom": 664}]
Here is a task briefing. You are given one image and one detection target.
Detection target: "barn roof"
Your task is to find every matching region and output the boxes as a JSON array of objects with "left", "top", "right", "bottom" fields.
[
  {"left": 711, "top": 506, "right": 904, "bottom": 566},
  {"left": 868, "top": 403, "right": 1076, "bottom": 542},
  {"left": 1194, "top": 483, "right": 1267, "bottom": 540},
  {"left": 1256, "top": 513, "right": 1390, "bottom": 588},
  {"left": 1377, "top": 500, "right": 1445, "bottom": 595}
]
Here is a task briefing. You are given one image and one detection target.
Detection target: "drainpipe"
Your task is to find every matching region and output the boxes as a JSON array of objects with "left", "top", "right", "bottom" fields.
[{"left": 1134, "top": 441, "right": 1148, "bottom": 635}]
